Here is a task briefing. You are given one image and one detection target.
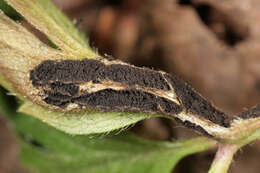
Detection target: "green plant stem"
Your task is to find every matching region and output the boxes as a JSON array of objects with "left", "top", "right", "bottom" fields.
[
  {"left": 208, "top": 144, "right": 239, "bottom": 173},
  {"left": 208, "top": 128, "right": 260, "bottom": 173}
]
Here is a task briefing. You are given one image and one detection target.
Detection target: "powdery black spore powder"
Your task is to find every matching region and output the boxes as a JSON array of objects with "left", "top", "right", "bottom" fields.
[
  {"left": 164, "top": 74, "right": 231, "bottom": 127},
  {"left": 239, "top": 104, "right": 260, "bottom": 119},
  {"left": 30, "top": 59, "right": 171, "bottom": 90},
  {"left": 30, "top": 59, "right": 182, "bottom": 115}
]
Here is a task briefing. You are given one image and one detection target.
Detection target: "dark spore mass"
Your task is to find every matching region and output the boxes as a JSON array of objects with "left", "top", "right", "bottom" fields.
[
  {"left": 49, "top": 82, "right": 79, "bottom": 96},
  {"left": 43, "top": 97, "right": 69, "bottom": 108},
  {"left": 30, "top": 59, "right": 105, "bottom": 85},
  {"left": 164, "top": 74, "right": 231, "bottom": 127},
  {"left": 105, "top": 64, "right": 170, "bottom": 90},
  {"left": 239, "top": 104, "right": 260, "bottom": 119},
  {"left": 30, "top": 59, "right": 182, "bottom": 114},
  {"left": 30, "top": 59, "right": 171, "bottom": 90},
  {"left": 43, "top": 88, "right": 182, "bottom": 115},
  {"left": 73, "top": 89, "right": 160, "bottom": 111}
]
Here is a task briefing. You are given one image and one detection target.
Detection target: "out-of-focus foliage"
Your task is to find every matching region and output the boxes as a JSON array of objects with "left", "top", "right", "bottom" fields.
[{"left": 0, "top": 88, "right": 215, "bottom": 173}]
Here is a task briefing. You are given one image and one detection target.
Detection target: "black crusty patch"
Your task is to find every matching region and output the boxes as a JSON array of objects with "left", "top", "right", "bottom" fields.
[
  {"left": 239, "top": 104, "right": 260, "bottom": 119},
  {"left": 43, "top": 88, "right": 183, "bottom": 115},
  {"left": 30, "top": 59, "right": 171, "bottom": 90},
  {"left": 49, "top": 82, "right": 79, "bottom": 96},
  {"left": 103, "top": 64, "right": 170, "bottom": 90},
  {"left": 164, "top": 74, "right": 231, "bottom": 128},
  {"left": 174, "top": 117, "right": 213, "bottom": 137},
  {"left": 30, "top": 59, "right": 105, "bottom": 85},
  {"left": 43, "top": 97, "right": 69, "bottom": 108}
]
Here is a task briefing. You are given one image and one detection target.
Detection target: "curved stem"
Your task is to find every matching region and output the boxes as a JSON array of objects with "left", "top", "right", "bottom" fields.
[{"left": 208, "top": 144, "right": 239, "bottom": 173}]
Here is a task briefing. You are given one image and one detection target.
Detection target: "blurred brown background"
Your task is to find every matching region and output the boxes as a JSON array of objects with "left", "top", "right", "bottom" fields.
[{"left": 2, "top": 0, "right": 260, "bottom": 172}]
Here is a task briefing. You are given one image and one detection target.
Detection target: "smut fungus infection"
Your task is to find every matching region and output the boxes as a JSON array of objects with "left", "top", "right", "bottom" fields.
[
  {"left": 30, "top": 59, "right": 231, "bottom": 127},
  {"left": 164, "top": 74, "right": 231, "bottom": 127},
  {"left": 239, "top": 104, "right": 260, "bottom": 119},
  {"left": 29, "top": 58, "right": 260, "bottom": 139},
  {"left": 30, "top": 59, "right": 182, "bottom": 115},
  {"left": 43, "top": 88, "right": 183, "bottom": 115},
  {"left": 30, "top": 59, "right": 171, "bottom": 90}
]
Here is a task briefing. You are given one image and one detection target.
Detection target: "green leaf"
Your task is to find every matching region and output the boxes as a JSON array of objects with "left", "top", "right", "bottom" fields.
[
  {"left": 5, "top": 0, "right": 98, "bottom": 58},
  {"left": 0, "top": 88, "right": 216, "bottom": 173},
  {"left": 20, "top": 127, "right": 214, "bottom": 173},
  {"left": 19, "top": 101, "right": 155, "bottom": 135}
]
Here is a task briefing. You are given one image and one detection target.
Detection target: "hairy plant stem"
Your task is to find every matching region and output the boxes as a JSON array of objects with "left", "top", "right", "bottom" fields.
[
  {"left": 209, "top": 128, "right": 260, "bottom": 173},
  {"left": 208, "top": 144, "right": 238, "bottom": 173}
]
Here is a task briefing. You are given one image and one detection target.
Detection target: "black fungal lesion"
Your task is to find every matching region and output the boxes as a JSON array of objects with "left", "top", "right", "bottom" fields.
[
  {"left": 30, "top": 59, "right": 106, "bottom": 85},
  {"left": 48, "top": 82, "right": 79, "bottom": 96},
  {"left": 164, "top": 74, "right": 231, "bottom": 127},
  {"left": 72, "top": 89, "right": 182, "bottom": 114},
  {"left": 30, "top": 59, "right": 171, "bottom": 91},
  {"left": 239, "top": 104, "right": 260, "bottom": 119},
  {"left": 30, "top": 58, "right": 231, "bottom": 133},
  {"left": 43, "top": 88, "right": 183, "bottom": 115},
  {"left": 29, "top": 58, "right": 181, "bottom": 115}
]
